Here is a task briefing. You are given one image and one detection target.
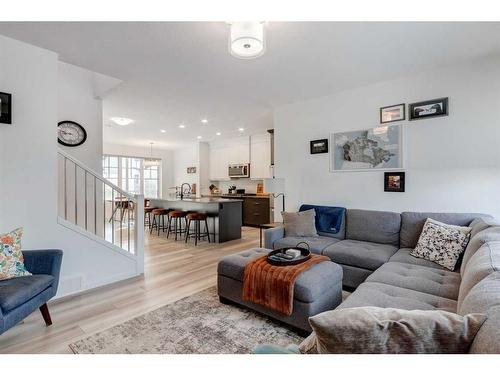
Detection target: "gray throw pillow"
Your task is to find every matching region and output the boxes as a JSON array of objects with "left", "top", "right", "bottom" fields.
[
  {"left": 281, "top": 209, "right": 318, "bottom": 237},
  {"left": 299, "top": 307, "right": 486, "bottom": 354}
]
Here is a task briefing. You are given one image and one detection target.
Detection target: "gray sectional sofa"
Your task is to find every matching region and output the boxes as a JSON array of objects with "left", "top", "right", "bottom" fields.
[
  {"left": 265, "top": 209, "right": 487, "bottom": 289},
  {"left": 264, "top": 208, "right": 500, "bottom": 353}
]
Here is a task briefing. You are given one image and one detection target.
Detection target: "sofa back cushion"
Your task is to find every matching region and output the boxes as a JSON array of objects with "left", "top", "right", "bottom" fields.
[
  {"left": 346, "top": 209, "right": 401, "bottom": 246},
  {"left": 458, "top": 241, "right": 500, "bottom": 311},
  {"left": 400, "top": 212, "right": 487, "bottom": 249},
  {"left": 458, "top": 272, "right": 500, "bottom": 353},
  {"left": 460, "top": 226, "right": 500, "bottom": 275},
  {"left": 299, "top": 205, "right": 346, "bottom": 239}
]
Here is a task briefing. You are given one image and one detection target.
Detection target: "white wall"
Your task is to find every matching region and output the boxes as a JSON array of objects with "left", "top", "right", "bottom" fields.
[
  {"left": 274, "top": 56, "right": 500, "bottom": 220},
  {"left": 0, "top": 35, "right": 138, "bottom": 298},
  {"left": 58, "top": 62, "right": 103, "bottom": 172},
  {"left": 103, "top": 143, "right": 175, "bottom": 198},
  {"left": 173, "top": 143, "right": 200, "bottom": 194}
]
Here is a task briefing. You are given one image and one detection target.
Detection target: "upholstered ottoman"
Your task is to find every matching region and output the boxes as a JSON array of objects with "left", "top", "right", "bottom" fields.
[{"left": 217, "top": 248, "right": 343, "bottom": 334}]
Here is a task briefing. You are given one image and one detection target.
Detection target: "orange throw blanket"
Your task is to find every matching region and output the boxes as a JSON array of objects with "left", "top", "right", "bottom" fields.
[{"left": 242, "top": 254, "right": 329, "bottom": 316}]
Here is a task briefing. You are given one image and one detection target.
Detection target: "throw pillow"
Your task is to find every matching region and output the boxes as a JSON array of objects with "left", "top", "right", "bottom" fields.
[
  {"left": 281, "top": 209, "right": 318, "bottom": 237},
  {"left": 299, "top": 307, "right": 486, "bottom": 354},
  {"left": 0, "top": 228, "right": 31, "bottom": 280},
  {"left": 410, "top": 218, "right": 471, "bottom": 270}
]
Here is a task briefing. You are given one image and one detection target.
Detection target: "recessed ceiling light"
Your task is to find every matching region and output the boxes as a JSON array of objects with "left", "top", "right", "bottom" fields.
[
  {"left": 160, "top": 129, "right": 166, "bottom": 133},
  {"left": 111, "top": 117, "right": 134, "bottom": 126},
  {"left": 216, "top": 132, "right": 221, "bottom": 136},
  {"left": 179, "top": 124, "right": 186, "bottom": 129},
  {"left": 238, "top": 127, "right": 245, "bottom": 132},
  {"left": 197, "top": 135, "right": 202, "bottom": 140},
  {"left": 201, "top": 119, "right": 208, "bottom": 124}
]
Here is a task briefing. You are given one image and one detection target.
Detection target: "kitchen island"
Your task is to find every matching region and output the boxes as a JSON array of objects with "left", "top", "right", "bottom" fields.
[{"left": 148, "top": 197, "right": 243, "bottom": 243}]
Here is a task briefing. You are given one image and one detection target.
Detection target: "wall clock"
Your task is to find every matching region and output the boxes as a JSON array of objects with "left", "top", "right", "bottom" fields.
[{"left": 57, "top": 121, "right": 87, "bottom": 147}]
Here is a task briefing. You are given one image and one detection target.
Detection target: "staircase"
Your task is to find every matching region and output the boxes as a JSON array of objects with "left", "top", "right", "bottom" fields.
[{"left": 57, "top": 150, "right": 144, "bottom": 275}]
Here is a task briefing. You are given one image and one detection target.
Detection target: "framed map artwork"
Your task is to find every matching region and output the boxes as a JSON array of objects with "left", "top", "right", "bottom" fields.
[{"left": 330, "top": 125, "right": 403, "bottom": 172}]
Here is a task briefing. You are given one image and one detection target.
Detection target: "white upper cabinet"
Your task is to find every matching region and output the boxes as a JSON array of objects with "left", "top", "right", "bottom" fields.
[
  {"left": 250, "top": 133, "right": 271, "bottom": 179},
  {"left": 209, "top": 134, "right": 271, "bottom": 181}
]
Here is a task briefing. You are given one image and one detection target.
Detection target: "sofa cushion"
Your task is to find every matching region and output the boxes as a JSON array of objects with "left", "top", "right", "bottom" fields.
[
  {"left": 389, "top": 248, "right": 448, "bottom": 270},
  {"left": 217, "top": 249, "right": 342, "bottom": 303},
  {"left": 345, "top": 209, "right": 401, "bottom": 246},
  {"left": 458, "top": 241, "right": 500, "bottom": 311},
  {"left": 458, "top": 272, "right": 500, "bottom": 353},
  {"left": 0, "top": 274, "right": 54, "bottom": 312},
  {"left": 469, "top": 217, "right": 500, "bottom": 239},
  {"left": 366, "top": 262, "right": 461, "bottom": 300},
  {"left": 400, "top": 212, "right": 486, "bottom": 249},
  {"left": 410, "top": 218, "right": 471, "bottom": 271},
  {"left": 301, "top": 306, "right": 485, "bottom": 354},
  {"left": 323, "top": 239, "right": 398, "bottom": 270},
  {"left": 460, "top": 226, "right": 500, "bottom": 275},
  {"left": 273, "top": 236, "right": 340, "bottom": 254},
  {"left": 337, "top": 282, "right": 457, "bottom": 312},
  {"left": 282, "top": 209, "right": 318, "bottom": 237}
]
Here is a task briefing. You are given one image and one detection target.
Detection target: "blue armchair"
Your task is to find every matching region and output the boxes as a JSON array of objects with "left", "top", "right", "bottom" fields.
[{"left": 0, "top": 249, "right": 63, "bottom": 335}]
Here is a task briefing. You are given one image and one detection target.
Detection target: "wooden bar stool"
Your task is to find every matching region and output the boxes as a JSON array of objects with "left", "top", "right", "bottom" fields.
[
  {"left": 150, "top": 208, "right": 169, "bottom": 236},
  {"left": 144, "top": 206, "right": 157, "bottom": 230},
  {"left": 167, "top": 210, "right": 188, "bottom": 241},
  {"left": 185, "top": 212, "right": 210, "bottom": 246}
]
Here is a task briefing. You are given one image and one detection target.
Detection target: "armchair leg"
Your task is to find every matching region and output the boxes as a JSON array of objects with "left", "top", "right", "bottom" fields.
[{"left": 39, "top": 303, "right": 53, "bottom": 326}]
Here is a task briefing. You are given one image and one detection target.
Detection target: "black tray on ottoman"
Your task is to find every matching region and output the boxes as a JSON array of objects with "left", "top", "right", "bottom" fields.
[{"left": 267, "top": 242, "right": 312, "bottom": 266}]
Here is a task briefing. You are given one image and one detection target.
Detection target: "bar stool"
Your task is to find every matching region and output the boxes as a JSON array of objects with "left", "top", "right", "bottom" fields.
[
  {"left": 206, "top": 212, "right": 219, "bottom": 243},
  {"left": 150, "top": 208, "right": 169, "bottom": 236},
  {"left": 144, "top": 206, "right": 157, "bottom": 230},
  {"left": 185, "top": 212, "right": 211, "bottom": 246},
  {"left": 167, "top": 210, "right": 188, "bottom": 240}
]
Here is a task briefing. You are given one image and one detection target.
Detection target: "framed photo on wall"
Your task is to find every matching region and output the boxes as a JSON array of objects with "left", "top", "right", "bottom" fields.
[
  {"left": 331, "top": 124, "right": 403, "bottom": 172},
  {"left": 409, "top": 97, "right": 448, "bottom": 121},
  {"left": 0, "top": 92, "right": 12, "bottom": 124},
  {"left": 384, "top": 171, "right": 405, "bottom": 192},
  {"left": 310, "top": 139, "right": 328, "bottom": 154},
  {"left": 380, "top": 103, "right": 405, "bottom": 124}
]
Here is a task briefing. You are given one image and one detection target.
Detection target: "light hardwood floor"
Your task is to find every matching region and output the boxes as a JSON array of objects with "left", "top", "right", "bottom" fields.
[{"left": 0, "top": 226, "right": 261, "bottom": 354}]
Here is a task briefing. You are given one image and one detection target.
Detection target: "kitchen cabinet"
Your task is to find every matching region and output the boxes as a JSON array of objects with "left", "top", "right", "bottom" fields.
[
  {"left": 209, "top": 136, "right": 250, "bottom": 181},
  {"left": 243, "top": 197, "right": 271, "bottom": 226},
  {"left": 250, "top": 133, "right": 272, "bottom": 179}
]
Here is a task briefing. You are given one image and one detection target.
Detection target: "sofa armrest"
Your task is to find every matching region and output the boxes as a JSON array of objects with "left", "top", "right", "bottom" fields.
[
  {"left": 264, "top": 226, "right": 285, "bottom": 249},
  {"left": 22, "top": 249, "right": 63, "bottom": 292}
]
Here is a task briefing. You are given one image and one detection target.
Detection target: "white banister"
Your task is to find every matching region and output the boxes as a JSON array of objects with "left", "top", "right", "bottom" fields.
[{"left": 57, "top": 150, "right": 145, "bottom": 267}]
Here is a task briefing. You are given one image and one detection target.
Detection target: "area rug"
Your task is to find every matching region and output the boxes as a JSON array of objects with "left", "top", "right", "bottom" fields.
[{"left": 69, "top": 287, "right": 303, "bottom": 354}]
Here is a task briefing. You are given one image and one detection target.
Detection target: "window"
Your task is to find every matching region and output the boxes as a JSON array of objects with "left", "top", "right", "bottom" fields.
[{"left": 102, "top": 155, "right": 161, "bottom": 198}]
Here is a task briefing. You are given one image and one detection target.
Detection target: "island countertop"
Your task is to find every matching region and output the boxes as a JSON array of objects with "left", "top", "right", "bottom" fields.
[{"left": 151, "top": 197, "right": 243, "bottom": 204}]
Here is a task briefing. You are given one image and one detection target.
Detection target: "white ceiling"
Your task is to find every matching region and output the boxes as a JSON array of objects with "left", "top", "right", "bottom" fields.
[{"left": 1, "top": 22, "right": 500, "bottom": 149}]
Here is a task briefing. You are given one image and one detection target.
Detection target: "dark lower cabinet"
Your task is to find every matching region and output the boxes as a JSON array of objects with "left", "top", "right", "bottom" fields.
[{"left": 243, "top": 197, "right": 271, "bottom": 226}]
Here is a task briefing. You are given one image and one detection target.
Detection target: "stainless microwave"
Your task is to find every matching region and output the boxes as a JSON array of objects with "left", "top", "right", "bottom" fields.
[{"left": 228, "top": 164, "right": 250, "bottom": 178}]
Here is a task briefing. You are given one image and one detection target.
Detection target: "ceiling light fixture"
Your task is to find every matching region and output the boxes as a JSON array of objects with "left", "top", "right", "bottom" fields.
[
  {"left": 197, "top": 135, "right": 202, "bottom": 140},
  {"left": 110, "top": 117, "right": 134, "bottom": 126},
  {"left": 238, "top": 127, "right": 245, "bottom": 132},
  {"left": 179, "top": 124, "right": 186, "bottom": 129},
  {"left": 160, "top": 129, "right": 166, "bottom": 133},
  {"left": 229, "top": 22, "right": 265, "bottom": 59},
  {"left": 216, "top": 132, "right": 221, "bottom": 136},
  {"left": 201, "top": 119, "right": 208, "bottom": 124},
  {"left": 144, "top": 142, "right": 161, "bottom": 167}
]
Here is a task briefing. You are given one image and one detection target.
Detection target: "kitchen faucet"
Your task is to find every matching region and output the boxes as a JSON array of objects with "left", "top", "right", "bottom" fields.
[{"left": 180, "top": 183, "right": 192, "bottom": 199}]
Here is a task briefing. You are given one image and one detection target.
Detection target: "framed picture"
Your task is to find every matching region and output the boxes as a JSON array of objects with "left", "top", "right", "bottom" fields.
[
  {"left": 0, "top": 92, "right": 12, "bottom": 124},
  {"left": 187, "top": 167, "right": 197, "bottom": 174},
  {"left": 331, "top": 124, "right": 403, "bottom": 172},
  {"left": 310, "top": 139, "right": 328, "bottom": 154},
  {"left": 384, "top": 172, "right": 405, "bottom": 192},
  {"left": 409, "top": 97, "right": 448, "bottom": 121},
  {"left": 380, "top": 103, "right": 405, "bottom": 124}
]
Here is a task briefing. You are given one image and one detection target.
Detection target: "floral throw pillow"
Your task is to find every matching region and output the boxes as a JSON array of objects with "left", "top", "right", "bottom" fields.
[
  {"left": 0, "top": 228, "right": 32, "bottom": 280},
  {"left": 410, "top": 219, "right": 472, "bottom": 271}
]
